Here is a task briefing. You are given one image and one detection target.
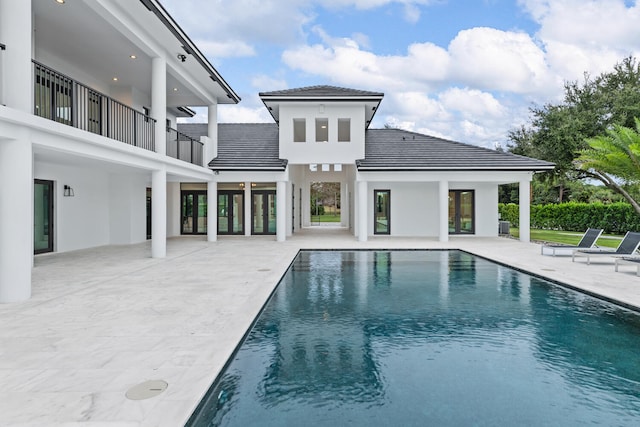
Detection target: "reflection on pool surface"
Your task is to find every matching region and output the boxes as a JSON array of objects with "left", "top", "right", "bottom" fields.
[{"left": 188, "top": 250, "right": 640, "bottom": 426}]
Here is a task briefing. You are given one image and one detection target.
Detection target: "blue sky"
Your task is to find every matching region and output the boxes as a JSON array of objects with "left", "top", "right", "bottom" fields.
[{"left": 161, "top": 0, "right": 640, "bottom": 149}]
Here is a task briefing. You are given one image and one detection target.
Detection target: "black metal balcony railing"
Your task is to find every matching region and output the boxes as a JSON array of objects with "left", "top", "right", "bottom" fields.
[
  {"left": 33, "top": 61, "right": 156, "bottom": 152},
  {"left": 167, "top": 127, "right": 203, "bottom": 166}
]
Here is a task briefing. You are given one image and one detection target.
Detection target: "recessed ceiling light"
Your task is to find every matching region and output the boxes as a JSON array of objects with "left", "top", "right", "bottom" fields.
[
  {"left": 130, "top": 55, "right": 137, "bottom": 59},
  {"left": 173, "top": 87, "right": 178, "bottom": 91},
  {"left": 56, "top": 0, "right": 65, "bottom": 4},
  {"left": 112, "top": 77, "right": 118, "bottom": 81}
]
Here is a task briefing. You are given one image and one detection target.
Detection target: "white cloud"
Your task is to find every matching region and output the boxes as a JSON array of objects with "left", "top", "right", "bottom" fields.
[
  {"left": 195, "top": 40, "right": 256, "bottom": 59},
  {"left": 250, "top": 75, "right": 289, "bottom": 92},
  {"left": 218, "top": 104, "right": 273, "bottom": 123},
  {"left": 448, "top": 27, "right": 558, "bottom": 96},
  {"left": 520, "top": 0, "right": 640, "bottom": 78},
  {"left": 439, "top": 88, "right": 506, "bottom": 119}
]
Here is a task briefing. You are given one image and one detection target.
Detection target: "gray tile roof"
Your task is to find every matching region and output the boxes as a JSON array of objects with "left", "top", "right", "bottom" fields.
[
  {"left": 357, "top": 129, "right": 555, "bottom": 171},
  {"left": 178, "top": 124, "right": 554, "bottom": 172},
  {"left": 178, "top": 123, "right": 287, "bottom": 171},
  {"left": 259, "top": 85, "right": 384, "bottom": 98}
]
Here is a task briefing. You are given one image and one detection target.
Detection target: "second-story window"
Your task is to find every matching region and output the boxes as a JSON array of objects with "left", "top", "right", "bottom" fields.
[
  {"left": 293, "top": 118, "right": 306, "bottom": 142},
  {"left": 338, "top": 118, "right": 350, "bottom": 142},
  {"left": 316, "top": 118, "right": 328, "bottom": 142}
]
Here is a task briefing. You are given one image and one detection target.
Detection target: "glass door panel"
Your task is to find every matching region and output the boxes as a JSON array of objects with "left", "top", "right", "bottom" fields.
[
  {"left": 448, "top": 193, "right": 456, "bottom": 233},
  {"left": 253, "top": 193, "right": 265, "bottom": 234},
  {"left": 232, "top": 194, "right": 244, "bottom": 233},
  {"left": 268, "top": 193, "right": 276, "bottom": 234},
  {"left": 218, "top": 194, "right": 229, "bottom": 233},
  {"left": 459, "top": 191, "right": 474, "bottom": 233},
  {"left": 374, "top": 190, "right": 390, "bottom": 235},
  {"left": 182, "top": 194, "right": 194, "bottom": 234},
  {"left": 34, "top": 180, "right": 53, "bottom": 254},
  {"left": 197, "top": 194, "right": 207, "bottom": 234}
]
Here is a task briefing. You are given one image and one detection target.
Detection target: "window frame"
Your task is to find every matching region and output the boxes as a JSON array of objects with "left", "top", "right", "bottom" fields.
[
  {"left": 293, "top": 118, "right": 306, "bottom": 142},
  {"left": 338, "top": 118, "right": 351, "bottom": 142},
  {"left": 315, "top": 118, "right": 329, "bottom": 142}
]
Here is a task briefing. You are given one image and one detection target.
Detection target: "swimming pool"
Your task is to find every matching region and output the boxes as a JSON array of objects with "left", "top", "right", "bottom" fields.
[{"left": 187, "top": 250, "right": 640, "bottom": 426}]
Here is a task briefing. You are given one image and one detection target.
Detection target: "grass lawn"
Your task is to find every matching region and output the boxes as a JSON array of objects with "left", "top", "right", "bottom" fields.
[
  {"left": 508, "top": 228, "right": 622, "bottom": 249},
  {"left": 311, "top": 214, "right": 342, "bottom": 223}
]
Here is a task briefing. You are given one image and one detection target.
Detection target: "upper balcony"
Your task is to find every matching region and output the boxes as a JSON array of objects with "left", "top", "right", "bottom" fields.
[
  {"left": 32, "top": 60, "right": 202, "bottom": 165},
  {"left": 0, "top": 0, "right": 239, "bottom": 166}
]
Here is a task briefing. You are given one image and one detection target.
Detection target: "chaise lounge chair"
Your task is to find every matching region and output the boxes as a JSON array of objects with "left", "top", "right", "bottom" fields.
[
  {"left": 572, "top": 231, "right": 640, "bottom": 264},
  {"left": 615, "top": 257, "right": 640, "bottom": 276},
  {"left": 540, "top": 228, "right": 603, "bottom": 256}
]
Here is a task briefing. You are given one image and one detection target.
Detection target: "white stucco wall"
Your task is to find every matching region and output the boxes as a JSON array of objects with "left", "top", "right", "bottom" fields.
[
  {"left": 278, "top": 103, "right": 365, "bottom": 164},
  {"left": 108, "top": 173, "right": 147, "bottom": 245},
  {"left": 361, "top": 181, "right": 499, "bottom": 238},
  {"left": 34, "top": 162, "right": 110, "bottom": 252}
]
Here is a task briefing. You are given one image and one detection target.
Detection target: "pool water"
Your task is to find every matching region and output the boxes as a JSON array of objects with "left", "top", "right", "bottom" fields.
[{"left": 188, "top": 250, "right": 640, "bottom": 426}]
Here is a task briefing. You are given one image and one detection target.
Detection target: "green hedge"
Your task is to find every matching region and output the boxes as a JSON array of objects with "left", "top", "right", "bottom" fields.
[{"left": 498, "top": 202, "right": 640, "bottom": 234}]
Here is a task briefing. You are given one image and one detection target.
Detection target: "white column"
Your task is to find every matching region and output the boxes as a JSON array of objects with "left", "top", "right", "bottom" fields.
[
  {"left": 439, "top": 180, "right": 449, "bottom": 242},
  {"left": 151, "top": 57, "right": 167, "bottom": 156},
  {"left": 276, "top": 181, "right": 286, "bottom": 242},
  {"left": 244, "top": 182, "right": 251, "bottom": 236},
  {"left": 519, "top": 180, "right": 531, "bottom": 243},
  {"left": 206, "top": 102, "right": 218, "bottom": 166},
  {"left": 341, "top": 182, "right": 349, "bottom": 228},
  {"left": 0, "top": 0, "right": 32, "bottom": 112},
  {"left": 151, "top": 169, "right": 166, "bottom": 258},
  {"left": 0, "top": 132, "right": 33, "bottom": 302},
  {"left": 358, "top": 180, "right": 368, "bottom": 242},
  {"left": 207, "top": 181, "right": 217, "bottom": 242}
]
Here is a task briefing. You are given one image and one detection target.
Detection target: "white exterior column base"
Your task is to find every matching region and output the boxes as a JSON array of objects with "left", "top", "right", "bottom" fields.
[
  {"left": 0, "top": 135, "right": 33, "bottom": 302},
  {"left": 276, "top": 181, "right": 286, "bottom": 242},
  {"left": 207, "top": 181, "right": 217, "bottom": 242},
  {"left": 439, "top": 180, "right": 449, "bottom": 242},
  {"left": 519, "top": 180, "right": 531, "bottom": 243},
  {"left": 358, "top": 180, "right": 368, "bottom": 242},
  {"left": 151, "top": 169, "right": 166, "bottom": 258}
]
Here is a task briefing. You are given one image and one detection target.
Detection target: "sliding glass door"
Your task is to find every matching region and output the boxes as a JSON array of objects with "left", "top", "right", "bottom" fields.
[
  {"left": 34, "top": 180, "right": 54, "bottom": 254},
  {"left": 374, "top": 189, "right": 390, "bottom": 235},
  {"left": 252, "top": 190, "right": 276, "bottom": 235},
  {"left": 448, "top": 190, "right": 475, "bottom": 234},
  {"left": 218, "top": 191, "right": 244, "bottom": 235},
  {"left": 181, "top": 191, "right": 207, "bottom": 235}
]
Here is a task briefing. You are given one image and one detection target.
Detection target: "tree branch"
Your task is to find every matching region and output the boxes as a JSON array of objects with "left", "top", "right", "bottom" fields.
[{"left": 580, "top": 169, "right": 640, "bottom": 215}]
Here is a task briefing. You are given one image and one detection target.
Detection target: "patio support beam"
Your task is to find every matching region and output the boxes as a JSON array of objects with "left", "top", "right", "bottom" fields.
[
  {"left": 206, "top": 102, "right": 218, "bottom": 165},
  {"left": 207, "top": 181, "right": 217, "bottom": 242},
  {"left": 439, "top": 180, "right": 449, "bottom": 242},
  {"left": 0, "top": 130, "right": 32, "bottom": 302},
  {"left": 276, "top": 181, "right": 286, "bottom": 242},
  {"left": 519, "top": 180, "right": 531, "bottom": 243},
  {"left": 358, "top": 180, "right": 368, "bottom": 242},
  {"left": 151, "top": 57, "right": 167, "bottom": 156},
  {"left": 151, "top": 168, "right": 167, "bottom": 258}
]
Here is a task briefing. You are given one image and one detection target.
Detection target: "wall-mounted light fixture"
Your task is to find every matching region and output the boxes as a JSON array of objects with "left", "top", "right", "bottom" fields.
[{"left": 63, "top": 185, "right": 75, "bottom": 197}]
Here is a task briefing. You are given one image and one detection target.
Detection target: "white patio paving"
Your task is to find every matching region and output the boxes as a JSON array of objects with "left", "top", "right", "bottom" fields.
[{"left": 1, "top": 228, "right": 639, "bottom": 426}]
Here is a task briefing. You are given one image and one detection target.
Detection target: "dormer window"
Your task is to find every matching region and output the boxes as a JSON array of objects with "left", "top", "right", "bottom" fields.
[
  {"left": 315, "top": 118, "right": 328, "bottom": 142},
  {"left": 338, "top": 118, "right": 350, "bottom": 142},
  {"left": 293, "top": 119, "right": 306, "bottom": 142}
]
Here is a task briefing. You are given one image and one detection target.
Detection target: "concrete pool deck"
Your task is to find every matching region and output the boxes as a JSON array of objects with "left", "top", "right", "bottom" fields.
[{"left": 1, "top": 228, "right": 639, "bottom": 426}]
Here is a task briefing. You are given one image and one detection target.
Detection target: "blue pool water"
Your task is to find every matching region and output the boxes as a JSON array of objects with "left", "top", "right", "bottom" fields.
[{"left": 188, "top": 250, "right": 640, "bottom": 426}]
